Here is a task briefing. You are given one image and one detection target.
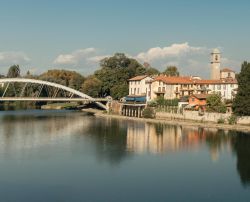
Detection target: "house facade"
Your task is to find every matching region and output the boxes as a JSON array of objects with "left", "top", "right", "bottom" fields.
[
  {"left": 128, "top": 75, "right": 153, "bottom": 101},
  {"left": 149, "top": 75, "right": 237, "bottom": 101},
  {"left": 128, "top": 75, "right": 238, "bottom": 102},
  {"left": 188, "top": 94, "right": 209, "bottom": 110}
]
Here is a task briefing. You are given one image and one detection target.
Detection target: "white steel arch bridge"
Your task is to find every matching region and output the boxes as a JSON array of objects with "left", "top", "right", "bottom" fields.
[{"left": 0, "top": 78, "right": 108, "bottom": 110}]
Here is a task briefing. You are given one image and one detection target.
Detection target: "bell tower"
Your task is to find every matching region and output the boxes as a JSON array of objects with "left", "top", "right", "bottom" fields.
[{"left": 211, "top": 48, "right": 221, "bottom": 80}]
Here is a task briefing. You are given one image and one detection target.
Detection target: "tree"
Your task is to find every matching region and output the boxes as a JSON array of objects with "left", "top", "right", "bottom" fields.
[
  {"left": 95, "top": 53, "right": 146, "bottom": 99},
  {"left": 143, "top": 62, "right": 160, "bottom": 75},
  {"left": 82, "top": 76, "right": 102, "bottom": 97},
  {"left": 206, "top": 94, "right": 227, "bottom": 113},
  {"left": 232, "top": 61, "right": 250, "bottom": 116},
  {"left": 146, "top": 67, "right": 160, "bottom": 75},
  {"left": 39, "top": 69, "right": 85, "bottom": 91},
  {"left": 162, "top": 66, "right": 179, "bottom": 76},
  {"left": 7, "top": 65, "right": 20, "bottom": 78}
]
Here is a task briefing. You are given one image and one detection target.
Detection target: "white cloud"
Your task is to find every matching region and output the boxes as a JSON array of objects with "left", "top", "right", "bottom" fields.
[
  {"left": 52, "top": 43, "right": 240, "bottom": 78},
  {"left": 136, "top": 42, "right": 206, "bottom": 62},
  {"left": 86, "top": 55, "right": 110, "bottom": 63},
  {"left": 53, "top": 48, "right": 111, "bottom": 74},
  {"left": 54, "top": 48, "right": 97, "bottom": 65},
  {"left": 0, "top": 51, "right": 30, "bottom": 65},
  {"left": 221, "top": 57, "right": 241, "bottom": 71}
]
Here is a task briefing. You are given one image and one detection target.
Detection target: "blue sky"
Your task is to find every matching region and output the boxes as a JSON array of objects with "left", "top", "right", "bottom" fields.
[{"left": 0, "top": 0, "right": 249, "bottom": 78}]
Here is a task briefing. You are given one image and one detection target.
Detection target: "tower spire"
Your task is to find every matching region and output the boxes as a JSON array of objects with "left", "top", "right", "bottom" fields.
[{"left": 211, "top": 48, "right": 221, "bottom": 79}]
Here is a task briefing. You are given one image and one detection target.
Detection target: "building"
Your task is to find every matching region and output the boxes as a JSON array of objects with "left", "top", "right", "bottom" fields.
[
  {"left": 128, "top": 75, "right": 153, "bottom": 101},
  {"left": 211, "top": 48, "right": 221, "bottom": 80},
  {"left": 150, "top": 76, "right": 195, "bottom": 100},
  {"left": 188, "top": 94, "right": 209, "bottom": 110},
  {"left": 220, "top": 68, "right": 236, "bottom": 79},
  {"left": 128, "top": 48, "right": 238, "bottom": 102},
  {"left": 149, "top": 75, "right": 237, "bottom": 100}
]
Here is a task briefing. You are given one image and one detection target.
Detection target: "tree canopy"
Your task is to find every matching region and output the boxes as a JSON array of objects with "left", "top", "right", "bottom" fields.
[
  {"left": 162, "top": 66, "right": 179, "bottom": 76},
  {"left": 7, "top": 65, "right": 21, "bottom": 78},
  {"left": 82, "top": 76, "right": 102, "bottom": 97},
  {"left": 232, "top": 61, "right": 250, "bottom": 116},
  {"left": 94, "top": 53, "right": 147, "bottom": 99},
  {"left": 39, "top": 69, "right": 85, "bottom": 91},
  {"left": 206, "top": 94, "right": 227, "bottom": 113}
]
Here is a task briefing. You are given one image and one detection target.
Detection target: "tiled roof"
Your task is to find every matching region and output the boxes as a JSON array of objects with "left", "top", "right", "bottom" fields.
[
  {"left": 153, "top": 76, "right": 193, "bottom": 84},
  {"left": 153, "top": 75, "right": 237, "bottom": 84},
  {"left": 192, "top": 94, "right": 210, "bottom": 99},
  {"left": 128, "top": 75, "right": 149, "bottom": 81},
  {"left": 220, "top": 68, "right": 235, "bottom": 72},
  {"left": 195, "top": 78, "right": 237, "bottom": 84}
]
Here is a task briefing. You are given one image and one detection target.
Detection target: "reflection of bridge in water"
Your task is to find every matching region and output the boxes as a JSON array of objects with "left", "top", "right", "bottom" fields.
[{"left": 0, "top": 78, "right": 108, "bottom": 110}]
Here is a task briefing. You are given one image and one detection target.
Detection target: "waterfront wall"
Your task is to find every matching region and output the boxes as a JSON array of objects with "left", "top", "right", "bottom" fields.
[
  {"left": 110, "top": 100, "right": 122, "bottom": 114},
  {"left": 156, "top": 110, "right": 250, "bottom": 125}
]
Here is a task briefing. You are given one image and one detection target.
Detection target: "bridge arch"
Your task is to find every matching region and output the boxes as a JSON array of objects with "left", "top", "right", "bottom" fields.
[{"left": 0, "top": 78, "right": 107, "bottom": 109}]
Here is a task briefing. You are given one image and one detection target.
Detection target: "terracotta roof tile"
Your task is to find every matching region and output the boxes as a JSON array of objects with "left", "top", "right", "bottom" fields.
[
  {"left": 220, "top": 68, "right": 235, "bottom": 72},
  {"left": 192, "top": 94, "right": 210, "bottom": 99},
  {"left": 152, "top": 75, "right": 237, "bottom": 84}
]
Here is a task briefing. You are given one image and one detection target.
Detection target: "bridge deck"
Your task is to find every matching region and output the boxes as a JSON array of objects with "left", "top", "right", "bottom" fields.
[{"left": 0, "top": 97, "right": 108, "bottom": 102}]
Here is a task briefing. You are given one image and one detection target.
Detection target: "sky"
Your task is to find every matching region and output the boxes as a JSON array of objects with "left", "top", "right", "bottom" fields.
[{"left": 0, "top": 0, "right": 250, "bottom": 78}]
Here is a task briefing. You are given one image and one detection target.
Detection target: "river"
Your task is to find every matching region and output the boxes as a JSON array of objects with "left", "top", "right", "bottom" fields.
[{"left": 0, "top": 110, "right": 249, "bottom": 201}]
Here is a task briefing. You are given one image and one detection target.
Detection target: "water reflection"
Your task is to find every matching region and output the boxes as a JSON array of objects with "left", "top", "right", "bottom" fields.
[
  {"left": 127, "top": 122, "right": 232, "bottom": 159},
  {"left": 0, "top": 111, "right": 250, "bottom": 188},
  {"left": 231, "top": 131, "right": 250, "bottom": 187}
]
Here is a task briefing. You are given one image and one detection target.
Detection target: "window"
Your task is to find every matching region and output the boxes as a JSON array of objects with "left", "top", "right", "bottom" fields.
[
  {"left": 134, "top": 88, "right": 136, "bottom": 94},
  {"left": 158, "top": 87, "right": 161, "bottom": 92},
  {"left": 223, "top": 85, "right": 226, "bottom": 90},
  {"left": 228, "top": 72, "right": 231, "bottom": 77},
  {"left": 162, "top": 87, "right": 165, "bottom": 92},
  {"left": 231, "top": 84, "right": 234, "bottom": 88},
  {"left": 137, "top": 88, "right": 140, "bottom": 94},
  {"left": 217, "top": 85, "right": 221, "bottom": 90}
]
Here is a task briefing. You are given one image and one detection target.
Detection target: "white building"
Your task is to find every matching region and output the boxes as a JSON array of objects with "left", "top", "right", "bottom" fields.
[
  {"left": 128, "top": 75, "right": 153, "bottom": 101},
  {"left": 150, "top": 75, "right": 237, "bottom": 101},
  {"left": 220, "top": 68, "right": 236, "bottom": 79},
  {"left": 128, "top": 48, "right": 238, "bottom": 102}
]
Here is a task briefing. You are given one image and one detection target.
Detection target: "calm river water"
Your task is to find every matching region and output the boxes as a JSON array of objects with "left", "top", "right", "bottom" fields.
[{"left": 0, "top": 110, "right": 249, "bottom": 202}]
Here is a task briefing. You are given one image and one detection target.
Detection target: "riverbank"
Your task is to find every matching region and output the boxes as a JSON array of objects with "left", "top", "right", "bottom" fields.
[{"left": 86, "top": 109, "right": 250, "bottom": 133}]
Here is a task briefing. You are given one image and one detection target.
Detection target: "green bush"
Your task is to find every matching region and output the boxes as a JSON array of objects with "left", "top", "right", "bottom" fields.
[
  {"left": 228, "top": 115, "right": 237, "bottom": 125},
  {"left": 206, "top": 94, "right": 227, "bottom": 113},
  {"left": 147, "top": 100, "right": 157, "bottom": 107},
  {"left": 142, "top": 107, "right": 155, "bottom": 119},
  {"left": 217, "top": 117, "right": 225, "bottom": 124},
  {"left": 155, "top": 96, "right": 179, "bottom": 106}
]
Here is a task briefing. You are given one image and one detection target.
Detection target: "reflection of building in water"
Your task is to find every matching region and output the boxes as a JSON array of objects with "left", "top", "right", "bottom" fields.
[
  {"left": 126, "top": 122, "right": 182, "bottom": 154},
  {"left": 126, "top": 122, "right": 232, "bottom": 160}
]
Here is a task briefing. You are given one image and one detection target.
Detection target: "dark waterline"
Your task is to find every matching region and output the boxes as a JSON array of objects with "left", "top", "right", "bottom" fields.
[{"left": 0, "top": 110, "right": 249, "bottom": 202}]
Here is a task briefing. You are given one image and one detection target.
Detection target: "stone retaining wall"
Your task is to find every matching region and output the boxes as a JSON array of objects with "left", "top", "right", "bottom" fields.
[{"left": 156, "top": 110, "right": 250, "bottom": 125}]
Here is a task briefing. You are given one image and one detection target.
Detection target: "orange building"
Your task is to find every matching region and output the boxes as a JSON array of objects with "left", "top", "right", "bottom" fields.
[{"left": 188, "top": 94, "right": 209, "bottom": 110}]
